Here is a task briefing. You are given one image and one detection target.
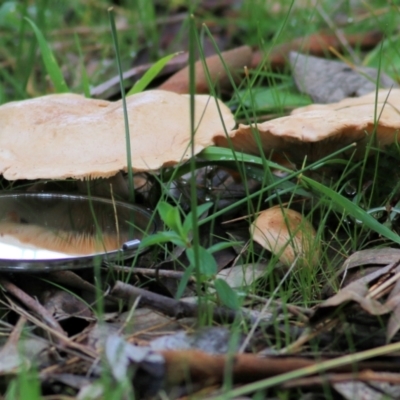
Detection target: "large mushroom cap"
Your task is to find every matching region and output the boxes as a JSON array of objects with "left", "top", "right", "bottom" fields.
[
  {"left": 215, "top": 89, "right": 400, "bottom": 162},
  {"left": 0, "top": 90, "right": 235, "bottom": 180}
]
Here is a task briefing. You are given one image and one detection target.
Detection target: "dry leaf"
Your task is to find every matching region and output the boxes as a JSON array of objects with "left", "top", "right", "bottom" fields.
[
  {"left": 316, "top": 280, "right": 391, "bottom": 317},
  {"left": 385, "top": 279, "right": 400, "bottom": 342},
  {"left": 334, "top": 380, "right": 388, "bottom": 400},
  {"left": 215, "top": 89, "right": 400, "bottom": 163},
  {"left": 250, "top": 207, "right": 319, "bottom": 269},
  {"left": 290, "top": 52, "right": 397, "bottom": 103},
  {"left": 216, "top": 264, "right": 265, "bottom": 289},
  {"left": 312, "top": 260, "right": 400, "bottom": 324}
]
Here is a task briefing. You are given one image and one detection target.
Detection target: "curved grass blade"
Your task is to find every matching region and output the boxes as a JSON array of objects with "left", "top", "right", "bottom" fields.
[
  {"left": 25, "top": 17, "right": 69, "bottom": 93},
  {"left": 127, "top": 52, "right": 181, "bottom": 95},
  {"left": 301, "top": 176, "right": 400, "bottom": 245}
]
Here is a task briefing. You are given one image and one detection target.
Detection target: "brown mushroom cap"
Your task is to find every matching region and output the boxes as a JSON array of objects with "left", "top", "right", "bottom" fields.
[
  {"left": 0, "top": 90, "right": 235, "bottom": 180},
  {"left": 215, "top": 89, "right": 400, "bottom": 162}
]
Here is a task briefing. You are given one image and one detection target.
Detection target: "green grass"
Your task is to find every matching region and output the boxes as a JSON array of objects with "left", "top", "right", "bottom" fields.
[{"left": 1, "top": 0, "right": 400, "bottom": 398}]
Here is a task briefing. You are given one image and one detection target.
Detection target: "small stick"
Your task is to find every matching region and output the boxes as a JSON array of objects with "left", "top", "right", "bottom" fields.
[
  {"left": 3, "top": 316, "right": 26, "bottom": 347},
  {"left": 283, "top": 370, "right": 400, "bottom": 388},
  {"left": 111, "top": 281, "right": 252, "bottom": 323},
  {"left": 45, "top": 270, "right": 120, "bottom": 304},
  {"left": 109, "top": 265, "right": 196, "bottom": 282},
  {"left": 0, "top": 277, "right": 67, "bottom": 345}
]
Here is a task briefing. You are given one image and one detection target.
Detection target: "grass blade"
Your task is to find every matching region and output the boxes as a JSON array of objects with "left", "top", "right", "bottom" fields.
[
  {"left": 108, "top": 7, "right": 134, "bottom": 201},
  {"left": 301, "top": 176, "right": 400, "bottom": 245},
  {"left": 25, "top": 17, "right": 69, "bottom": 93},
  {"left": 127, "top": 52, "right": 181, "bottom": 95}
]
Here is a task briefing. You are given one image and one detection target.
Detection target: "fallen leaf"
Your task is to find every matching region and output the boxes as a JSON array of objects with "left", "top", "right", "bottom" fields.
[
  {"left": 289, "top": 52, "right": 397, "bottom": 103},
  {"left": 315, "top": 280, "right": 391, "bottom": 317},
  {"left": 216, "top": 263, "right": 265, "bottom": 289},
  {"left": 385, "top": 279, "right": 400, "bottom": 342},
  {"left": 334, "top": 380, "right": 388, "bottom": 400}
]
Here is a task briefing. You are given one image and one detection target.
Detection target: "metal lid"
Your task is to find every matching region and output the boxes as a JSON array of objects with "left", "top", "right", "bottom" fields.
[{"left": 0, "top": 192, "right": 156, "bottom": 271}]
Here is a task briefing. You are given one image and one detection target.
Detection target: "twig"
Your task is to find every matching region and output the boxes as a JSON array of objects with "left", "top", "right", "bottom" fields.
[
  {"left": 0, "top": 277, "right": 66, "bottom": 345},
  {"left": 3, "top": 316, "right": 26, "bottom": 347},
  {"left": 45, "top": 270, "right": 119, "bottom": 303},
  {"left": 111, "top": 281, "right": 253, "bottom": 323},
  {"left": 2, "top": 296, "right": 97, "bottom": 359},
  {"left": 109, "top": 265, "right": 196, "bottom": 282},
  {"left": 282, "top": 370, "right": 400, "bottom": 388}
]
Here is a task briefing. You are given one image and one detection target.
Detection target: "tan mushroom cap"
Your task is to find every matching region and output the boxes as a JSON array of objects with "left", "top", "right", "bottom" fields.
[
  {"left": 0, "top": 90, "right": 235, "bottom": 180},
  {"left": 215, "top": 89, "right": 400, "bottom": 162},
  {"left": 250, "top": 207, "right": 320, "bottom": 269}
]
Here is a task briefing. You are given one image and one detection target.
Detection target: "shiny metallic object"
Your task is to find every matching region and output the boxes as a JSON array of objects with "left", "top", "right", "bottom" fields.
[{"left": 0, "top": 192, "right": 156, "bottom": 271}]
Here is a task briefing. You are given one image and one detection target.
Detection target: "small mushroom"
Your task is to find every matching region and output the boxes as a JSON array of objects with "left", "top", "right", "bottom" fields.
[
  {"left": 250, "top": 207, "right": 320, "bottom": 269},
  {"left": 215, "top": 88, "right": 400, "bottom": 163},
  {"left": 0, "top": 90, "right": 235, "bottom": 180}
]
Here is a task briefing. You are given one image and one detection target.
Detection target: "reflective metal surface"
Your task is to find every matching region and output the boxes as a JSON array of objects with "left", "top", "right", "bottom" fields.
[{"left": 0, "top": 192, "right": 156, "bottom": 271}]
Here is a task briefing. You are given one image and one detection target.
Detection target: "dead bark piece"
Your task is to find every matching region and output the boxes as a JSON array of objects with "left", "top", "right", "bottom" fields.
[
  {"left": 162, "top": 350, "right": 316, "bottom": 386},
  {"left": 251, "top": 30, "right": 384, "bottom": 69},
  {"left": 161, "top": 349, "right": 400, "bottom": 388},
  {"left": 158, "top": 45, "right": 253, "bottom": 94},
  {"left": 289, "top": 52, "right": 398, "bottom": 103}
]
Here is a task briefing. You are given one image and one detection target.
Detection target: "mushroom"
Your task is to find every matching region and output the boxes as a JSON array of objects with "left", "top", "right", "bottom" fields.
[
  {"left": 215, "top": 88, "right": 400, "bottom": 163},
  {"left": 0, "top": 90, "right": 235, "bottom": 181},
  {"left": 250, "top": 207, "right": 320, "bottom": 269}
]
